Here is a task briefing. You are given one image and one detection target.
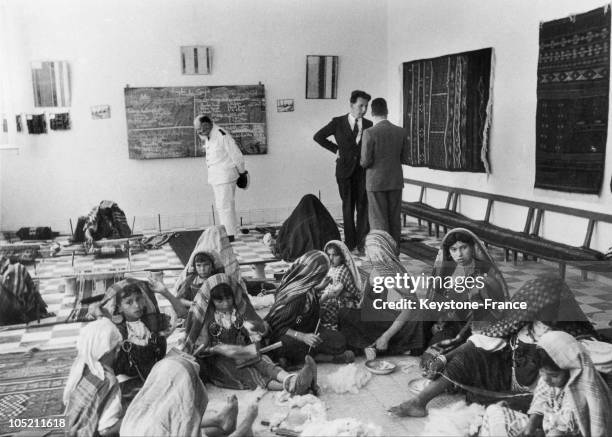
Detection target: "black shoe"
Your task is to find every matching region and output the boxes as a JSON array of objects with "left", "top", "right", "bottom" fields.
[{"left": 228, "top": 235, "right": 235, "bottom": 242}]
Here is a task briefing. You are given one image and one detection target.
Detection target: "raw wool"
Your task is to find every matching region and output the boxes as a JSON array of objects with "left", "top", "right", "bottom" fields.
[
  {"left": 272, "top": 393, "right": 327, "bottom": 433},
  {"left": 323, "top": 364, "right": 372, "bottom": 394},
  {"left": 422, "top": 400, "right": 485, "bottom": 436},
  {"left": 249, "top": 293, "right": 275, "bottom": 310},
  {"left": 300, "top": 418, "right": 383, "bottom": 437}
]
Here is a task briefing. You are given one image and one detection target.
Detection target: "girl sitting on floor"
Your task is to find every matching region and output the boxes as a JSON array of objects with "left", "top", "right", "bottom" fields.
[
  {"left": 176, "top": 251, "right": 220, "bottom": 304},
  {"left": 480, "top": 331, "right": 612, "bottom": 437},
  {"left": 64, "top": 318, "right": 123, "bottom": 437},
  {"left": 313, "top": 240, "right": 363, "bottom": 363},
  {"left": 173, "top": 225, "right": 243, "bottom": 311},
  {"left": 93, "top": 277, "right": 186, "bottom": 399},
  {"left": 183, "top": 273, "right": 316, "bottom": 395}
]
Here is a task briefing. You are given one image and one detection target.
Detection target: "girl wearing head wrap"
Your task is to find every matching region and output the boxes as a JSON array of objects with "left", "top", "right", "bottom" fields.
[
  {"left": 173, "top": 225, "right": 242, "bottom": 309},
  {"left": 92, "top": 277, "right": 185, "bottom": 399},
  {"left": 0, "top": 255, "right": 54, "bottom": 325},
  {"left": 264, "top": 250, "right": 348, "bottom": 366},
  {"left": 183, "top": 273, "right": 316, "bottom": 394},
  {"left": 480, "top": 331, "right": 612, "bottom": 437},
  {"left": 64, "top": 318, "right": 123, "bottom": 437},
  {"left": 390, "top": 275, "right": 598, "bottom": 418},
  {"left": 338, "top": 230, "right": 426, "bottom": 356},
  {"left": 317, "top": 241, "right": 362, "bottom": 325}
]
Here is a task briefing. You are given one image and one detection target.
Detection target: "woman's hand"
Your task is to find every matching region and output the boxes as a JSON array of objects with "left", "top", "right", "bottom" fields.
[
  {"left": 374, "top": 335, "right": 390, "bottom": 352},
  {"left": 314, "top": 276, "right": 332, "bottom": 291},
  {"left": 300, "top": 333, "right": 322, "bottom": 348}
]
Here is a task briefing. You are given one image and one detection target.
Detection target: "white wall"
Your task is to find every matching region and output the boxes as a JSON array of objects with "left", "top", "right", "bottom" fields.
[
  {"left": 387, "top": 0, "right": 612, "bottom": 251},
  {"left": 0, "top": 0, "right": 388, "bottom": 232}
]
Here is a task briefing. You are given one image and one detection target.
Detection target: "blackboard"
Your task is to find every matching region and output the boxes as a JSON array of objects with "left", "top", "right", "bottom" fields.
[{"left": 124, "top": 85, "right": 267, "bottom": 159}]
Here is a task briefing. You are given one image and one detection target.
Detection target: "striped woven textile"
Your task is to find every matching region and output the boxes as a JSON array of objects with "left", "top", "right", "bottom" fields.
[
  {"left": 31, "top": 61, "right": 71, "bottom": 107},
  {"left": 306, "top": 55, "right": 338, "bottom": 99}
]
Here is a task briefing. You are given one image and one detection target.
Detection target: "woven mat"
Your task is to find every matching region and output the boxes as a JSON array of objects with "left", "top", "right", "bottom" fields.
[{"left": 0, "top": 349, "right": 76, "bottom": 433}]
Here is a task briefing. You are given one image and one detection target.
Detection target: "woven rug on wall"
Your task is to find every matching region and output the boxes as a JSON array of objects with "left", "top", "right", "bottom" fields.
[
  {"left": 402, "top": 48, "right": 493, "bottom": 173},
  {"left": 535, "top": 6, "right": 610, "bottom": 194}
]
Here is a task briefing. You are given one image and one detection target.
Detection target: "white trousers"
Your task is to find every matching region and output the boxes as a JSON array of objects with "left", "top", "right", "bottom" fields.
[{"left": 212, "top": 182, "right": 238, "bottom": 236}]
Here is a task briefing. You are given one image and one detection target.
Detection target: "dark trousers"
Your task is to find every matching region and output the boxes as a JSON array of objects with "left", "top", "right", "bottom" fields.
[
  {"left": 337, "top": 167, "right": 369, "bottom": 250},
  {"left": 367, "top": 189, "right": 402, "bottom": 248}
]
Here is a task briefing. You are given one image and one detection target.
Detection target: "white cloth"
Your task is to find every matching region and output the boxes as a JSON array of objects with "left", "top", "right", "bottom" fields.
[
  {"left": 63, "top": 318, "right": 122, "bottom": 405},
  {"left": 126, "top": 320, "right": 151, "bottom": 346},
  {"left": 202, "top": 124, "right": 245, "bottom": 185},
  {"left": 97, "top": 386, "right": 122, "bottom": 431},
  {"left": 212, "top": 182, "right": 238, "bottom": 236}
]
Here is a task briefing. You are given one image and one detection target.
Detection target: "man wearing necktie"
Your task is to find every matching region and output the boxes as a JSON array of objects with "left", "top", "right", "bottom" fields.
[{"left": 314, "top": 90, "right": 372, "bottom": 255}]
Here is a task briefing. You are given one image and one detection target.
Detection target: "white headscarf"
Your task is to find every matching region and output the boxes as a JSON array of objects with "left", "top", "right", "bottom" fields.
[{"left": 63, "top": 318, "right": 122, "bottom": 405}]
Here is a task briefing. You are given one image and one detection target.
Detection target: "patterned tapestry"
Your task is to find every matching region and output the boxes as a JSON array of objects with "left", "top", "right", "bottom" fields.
[
  {"left": 535, "top": 6, "right": 610, "bottom": 194},
  {"left": 403, "top": 48, "right": 493, "bottom": 172}
]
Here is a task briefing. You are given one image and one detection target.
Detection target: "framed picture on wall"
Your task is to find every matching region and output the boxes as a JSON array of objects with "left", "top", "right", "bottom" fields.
[
  {"left": 181, "top": 46, "right": 212, "bottom": 75},
  {"left": 306, "top": 55, "right": 338, "bottom": 99},
  {"left": 277, "top": 99, "right": 294, "bottom": 112},
  {"left": 31, "top": 61, "right": 71, "bottom": 107}
]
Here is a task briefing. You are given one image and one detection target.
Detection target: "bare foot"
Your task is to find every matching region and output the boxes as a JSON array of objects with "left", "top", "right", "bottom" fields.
[
  {"left": 213, "top": 395, "right": 239, "bottom": 433},
  {"left": 230, "top": 402, "right": 258, "bottom": 437},
  {"left": 292, "top": 355, "right": 316, "bottom": 396},
  {"left": 388, "top": 398, "right": 427, "bottom": 417}
]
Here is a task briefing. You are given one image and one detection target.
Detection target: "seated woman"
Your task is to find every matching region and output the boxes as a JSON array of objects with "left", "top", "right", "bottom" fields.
[
  {"left": 183, "top": 274, "right": 316, "bottom": 395},
  {"left": 93, "top": 277, "right": 186, "bottom": 399},
  {"left": 0, "top": 255, "right": 54, "bottom": 325},
  {"left": 390, "top": 275, "right": 598, "bottom": 418},
  {"left": 338, "top": 230, "right": 426, "bottom": 356},
  {"left": 64, "top": 318, "right": 123, "bottom": 437},
  {"left": 425, "top": 228, "right": 509, "bottom": 348},
  {"left": 173, "top": 225, "right": 242, "bottom": 310},
  {"left": 480, "top": 331, "right": 612, "bottom": 437},
  {"left": 264, "top": 250, "right": 348, "bottom": 366},
  {"left": 81, "top": 200, "right": 131, "bottom": 244},
  {"left": 120, "top": 349, "right": 261, "bottom": 437}
]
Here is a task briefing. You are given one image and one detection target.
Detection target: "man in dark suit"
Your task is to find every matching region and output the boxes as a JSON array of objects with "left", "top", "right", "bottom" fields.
[
  {"left": 361, "top": 98, "right": 409, "bottom": 248},
  {"left": 313, "top": 90, "right": 372, "bottom": 254}
]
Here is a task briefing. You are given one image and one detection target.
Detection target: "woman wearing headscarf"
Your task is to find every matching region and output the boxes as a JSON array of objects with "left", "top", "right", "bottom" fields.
[
  {"left": 338, "top": 230, "right": 426, "bottom": 356},
  {"left": 120, "top": 350, "right": 208, "bottom": 436},
  {"left": 480, "top": 331, "right": 612, "bottom": 437},
  {"left": 264, "top": 250, "right": 347, "bottom": 366},
  {"left": 173, "top": 225, "right": 240, "bottom": 308},
  {"left": 64, "top": 318, "right": 123, "bottom": 437},
  {"left": 121, "top": 349, "right": 262, "bottom": 437},
  {"left": 0, "top": 255, "right": 54, "bottom": 325},
  {"left": 390, "top": 275, "right": 597, "bottom": 418},
  {"left": 425, "top": 228, "right": 509, "bottom": 347}
]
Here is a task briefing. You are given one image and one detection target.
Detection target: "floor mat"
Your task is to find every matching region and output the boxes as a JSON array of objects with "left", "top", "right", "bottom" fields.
[{"left": 0, "top": 349, "right": 76, "bottom": 433}]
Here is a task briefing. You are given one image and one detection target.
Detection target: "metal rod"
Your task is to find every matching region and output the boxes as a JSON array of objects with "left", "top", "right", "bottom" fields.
[
  {"left": 69, "top": 218, "right": 74, "bottom": 236},
  {"left": 307, "top": 318, "right": 321, "bottom": 355}
]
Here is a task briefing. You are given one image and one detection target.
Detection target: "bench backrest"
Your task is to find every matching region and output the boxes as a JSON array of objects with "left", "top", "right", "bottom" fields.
[{"left": 403, "top": 178, "right": 612, "bottom": 250}]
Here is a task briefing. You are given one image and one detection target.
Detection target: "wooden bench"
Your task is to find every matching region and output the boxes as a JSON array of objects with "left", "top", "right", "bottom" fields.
[{"left": 401, "top": 178, "right": 612, "bottom": 278}]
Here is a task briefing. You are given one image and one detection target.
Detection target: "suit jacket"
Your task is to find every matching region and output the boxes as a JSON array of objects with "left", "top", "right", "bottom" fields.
[
  {"left": 313, "top": 115, "right": 373, "bottom": 179},
  {"left": 360, "top": 119, "right": 409, "bottom": 191}
]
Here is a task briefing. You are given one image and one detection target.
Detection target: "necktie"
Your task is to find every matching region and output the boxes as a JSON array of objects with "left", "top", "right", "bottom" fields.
[{"left": 352, "top": 119, "right": 359, "bottom": 141}]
